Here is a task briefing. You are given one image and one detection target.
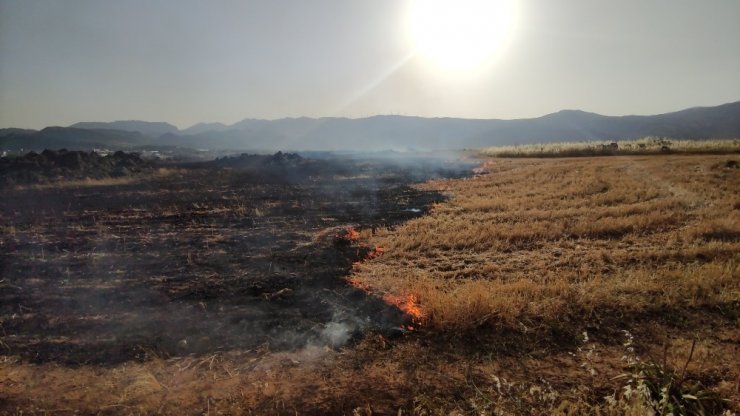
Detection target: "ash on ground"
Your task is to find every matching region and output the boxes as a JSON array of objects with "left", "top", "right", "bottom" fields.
[{"left": 0, "top": 151, "right": 474, "bottom": 365}]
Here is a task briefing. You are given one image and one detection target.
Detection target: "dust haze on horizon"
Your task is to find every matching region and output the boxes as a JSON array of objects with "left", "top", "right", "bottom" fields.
[{"left": 1, "top": 0, "right": 739, "bottom": 130}]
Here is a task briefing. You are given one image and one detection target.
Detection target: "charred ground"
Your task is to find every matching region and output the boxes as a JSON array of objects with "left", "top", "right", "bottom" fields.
[{"left": 0, "top": 152, "right": 473, "bottom": 365}]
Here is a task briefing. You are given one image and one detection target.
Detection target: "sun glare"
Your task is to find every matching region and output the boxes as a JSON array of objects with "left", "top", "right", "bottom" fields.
[{"left": 408, "top": 0, "right": 517, "bottom": 72}]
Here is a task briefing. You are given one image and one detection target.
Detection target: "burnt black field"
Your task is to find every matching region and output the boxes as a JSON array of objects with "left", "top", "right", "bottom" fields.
[{"left": 0, "top": 152, "right": 474, "bottom": 365}]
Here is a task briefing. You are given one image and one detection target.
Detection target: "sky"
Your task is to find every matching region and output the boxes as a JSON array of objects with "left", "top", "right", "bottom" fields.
[{"left": 1, "top": 0, "right": 739, "bottom": 129}]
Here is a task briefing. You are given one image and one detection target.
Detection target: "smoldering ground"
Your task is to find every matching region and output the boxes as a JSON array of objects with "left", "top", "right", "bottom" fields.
[{"left": 0, "top": 152, "right": 475, "bottom": 365}]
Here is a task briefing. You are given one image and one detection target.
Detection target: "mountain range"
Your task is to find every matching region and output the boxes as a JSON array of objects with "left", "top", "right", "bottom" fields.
[{"left": 2, "top": 101, "right": 739, "bottom": 152}]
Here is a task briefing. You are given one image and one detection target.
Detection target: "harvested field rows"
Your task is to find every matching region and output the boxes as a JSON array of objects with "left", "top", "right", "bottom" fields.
[
  {"left": 349, "top": 155, "right": 739, "bottom": 413},
  {"left": 354, "top": 156, "right": 739, "bottom": 329}
]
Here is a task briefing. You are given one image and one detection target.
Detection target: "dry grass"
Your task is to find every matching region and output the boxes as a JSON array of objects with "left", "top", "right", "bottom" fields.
[
  {"left": 353, "top": 155, "right": 739, "bottom": 331},
  {"left": 481, "top": 137, "right": 740, "bottom": 158},
  {"left": 347, "top": 154, "right": 739, "bottom": 413}
]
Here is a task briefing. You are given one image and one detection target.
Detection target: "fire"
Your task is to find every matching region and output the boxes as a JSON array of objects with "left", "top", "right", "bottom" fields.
[
  {"left": 382, "top": 293, "right": 425, "bottom": 323},
  {"left": 341, "top": 226, "right": 424, "bottom": 327},
  {"left": 347, "top": 274, "right": 426, "bottom": 325},
  {"left": 347, "top": 277, "right": 371, "bottom": 292},
  {"left": 366, "top": 245, "right": 384, "bottom": 260},
  {"left": 346, "top": 227, "right": 360, "bottom": 240},
  {"left": 333, "top": 226, "right": 361, "bottom": 246}
]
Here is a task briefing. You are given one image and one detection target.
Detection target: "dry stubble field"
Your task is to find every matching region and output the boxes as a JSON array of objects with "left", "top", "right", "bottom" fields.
[
  {"left": 1, "top": 153, "right": 738, "bottom": 415},
  {"left": 350, "top": 154, "right": 739, "bottom": 414}
]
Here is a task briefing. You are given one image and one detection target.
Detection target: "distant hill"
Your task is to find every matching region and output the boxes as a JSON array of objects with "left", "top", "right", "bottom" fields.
[
  {"left": 181, "top": 122, "right": 230, "bottom": 135},
  {"left": 171, "top": 102, "right": 740, "bottom": 150},
  {"left": 3, "top": 101, "right": 739, "bottom": 152},
  {"left": 0, "top": 127, "right": 146, "bottom": 152},
  {"left": 70, "top": 120, "right": 178, "bottom": 137}
]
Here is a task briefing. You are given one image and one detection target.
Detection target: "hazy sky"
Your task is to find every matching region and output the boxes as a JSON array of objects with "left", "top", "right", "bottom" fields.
[{"left": 1, "top": 0, "right": 739, "bottom": 129}]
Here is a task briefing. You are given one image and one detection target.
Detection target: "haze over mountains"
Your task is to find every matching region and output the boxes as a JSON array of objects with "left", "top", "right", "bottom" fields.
[{"left": 2, "top": 101, "right": 739, "bottom": 153}]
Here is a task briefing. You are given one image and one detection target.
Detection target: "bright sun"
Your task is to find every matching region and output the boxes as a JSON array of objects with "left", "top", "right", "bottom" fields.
[{"left": 408, "top": 0, "right": 517, "bottom": 72}]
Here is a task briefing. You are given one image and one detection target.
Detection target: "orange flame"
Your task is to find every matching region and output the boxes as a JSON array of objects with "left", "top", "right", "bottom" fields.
[
  {"left": 346, "top": 227, "right": 360, "bottom": 240},
  {"left": 347, "top": 275, "right": 425, "bottom": 325},
  {"left": 347, "top": 277, "right": 371, "bottom": 292},
  {"left": 366, "top": 245, "right": 384, "bottom": 260},
  {"left": 342, "top": 228, "right": 423, "bottom": 326},
  {"left": 382, "top": 293, "right": 424, "bottom": 323}
]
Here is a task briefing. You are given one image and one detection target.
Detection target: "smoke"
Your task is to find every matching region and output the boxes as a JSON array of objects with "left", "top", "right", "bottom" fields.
[{"left": 320, "top": 322, "right": 354, "bottom": 347}]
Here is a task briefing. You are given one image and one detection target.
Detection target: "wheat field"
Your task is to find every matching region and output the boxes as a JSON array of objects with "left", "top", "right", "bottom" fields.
[
  {"left": 349, "top": 154, "right": 739, "bottom": 413},
  {"left": 481, "top": 137, "right": 740, "bottom": 158}
]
